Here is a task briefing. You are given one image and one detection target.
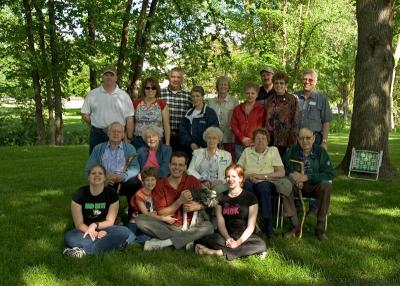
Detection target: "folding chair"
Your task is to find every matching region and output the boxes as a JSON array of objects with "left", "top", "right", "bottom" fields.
[
  {"left": 348, "top": 147, "right": 383, "bottom": 180},
  {"left": 278, "top": 181, "right": 332, "bottom": 233}
]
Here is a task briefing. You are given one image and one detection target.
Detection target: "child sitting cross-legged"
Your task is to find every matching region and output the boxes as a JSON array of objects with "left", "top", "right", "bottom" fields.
[{"left": 127, "top": 167, "right": 177, "bottom": 243}]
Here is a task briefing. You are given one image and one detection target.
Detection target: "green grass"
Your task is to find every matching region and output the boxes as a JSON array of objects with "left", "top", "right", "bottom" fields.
[{"left": 0, "top": 134, "right": 399, "bottom": 286}]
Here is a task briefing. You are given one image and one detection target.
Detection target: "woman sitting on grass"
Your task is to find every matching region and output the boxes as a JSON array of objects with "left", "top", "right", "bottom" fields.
[
  {"left": 63, "top": 164, "right": 135, "bottom": 258},
  {"left": 195, "top": 164, "right": 266, "bottom": 261},
  {"left": 127, "top": 167, "right": 177, "bottom": 243}
]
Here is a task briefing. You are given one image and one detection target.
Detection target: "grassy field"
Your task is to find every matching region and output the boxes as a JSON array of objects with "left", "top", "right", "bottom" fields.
[{"left": 0, "top": 133, "right": 399, "bottom": 285}]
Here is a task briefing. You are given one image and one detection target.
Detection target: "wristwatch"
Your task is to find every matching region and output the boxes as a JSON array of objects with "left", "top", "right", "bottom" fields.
[{"left": 95, "top": 222, "right": 99, "bottom": 230}]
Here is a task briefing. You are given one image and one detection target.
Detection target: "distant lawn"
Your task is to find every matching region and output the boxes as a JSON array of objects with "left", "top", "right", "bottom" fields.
[{"left": 0, "top": 134, "right": 399, "bottom": 285}]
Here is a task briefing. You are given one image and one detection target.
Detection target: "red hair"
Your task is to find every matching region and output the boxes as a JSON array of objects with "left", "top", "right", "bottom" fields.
[{"left": 225, "top": 163, "right": 245, "bottom": 182}]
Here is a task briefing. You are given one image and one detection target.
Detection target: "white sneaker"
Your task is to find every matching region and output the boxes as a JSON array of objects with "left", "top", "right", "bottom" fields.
[
  {"left": 144, "top": 238, "right": 164, "bottom": 251},
  {"left": 63, "top": 247, "right": 86, "bottom": 258},
  {"left": 258, "top": 251, "right": 267, "bottom": 260}
]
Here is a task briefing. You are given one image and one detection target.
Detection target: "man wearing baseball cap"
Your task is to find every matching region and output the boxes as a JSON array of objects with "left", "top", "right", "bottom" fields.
[
  {"left": 81, "top": 65, "right": 134, "bottom": 154},
  {"left": 257, "top": 66, "right": 275, "bottom": 106}
]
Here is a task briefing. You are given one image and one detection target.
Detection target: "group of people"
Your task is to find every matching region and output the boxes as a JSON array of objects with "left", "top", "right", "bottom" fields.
[{"left": 63, "top": 65, "right": 334, "bottom": 260}]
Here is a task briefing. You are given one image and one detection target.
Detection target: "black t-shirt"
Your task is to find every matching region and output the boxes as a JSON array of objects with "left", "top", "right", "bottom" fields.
[
  {"left": 72, "top": 186, "right": 119, "bottom": 225},
  {"left": 218, "top": 190, "right": 258, "bottom": 239}
]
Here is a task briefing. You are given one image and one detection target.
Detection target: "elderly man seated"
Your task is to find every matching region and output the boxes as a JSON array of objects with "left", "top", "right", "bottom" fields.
[
  {"left": 282, "top": 127, "right": 334, "bottom": 241},
  {"left": 136, "top": 151, "right": 214, "bottom": 251},
  {"left": 85, "top": 122, "right": 141, "bottom": 216}
]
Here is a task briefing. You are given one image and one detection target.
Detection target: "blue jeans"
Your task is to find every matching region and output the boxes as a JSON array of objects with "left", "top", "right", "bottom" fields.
[
  {"left": 127, "top": 222, "right": 151, "bottom": 244},
  {"left": 64, "top": 225, "right": 135, "bottom": 254},
  {"left": 235, "top": 144, "right": 245, "bottom": 161},
  {"left": 89, "top": 126, "right": 108, "bottom": 154},
  {"left": 244, "top": 180, "right": 275, "bottom": 235}
]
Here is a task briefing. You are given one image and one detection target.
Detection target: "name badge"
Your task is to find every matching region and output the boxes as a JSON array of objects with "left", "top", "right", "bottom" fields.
[
  {"left": 309, "top": 101, "right": 316, "bottom": 106},
  {"left": 220, "top": 159, "right": 228, "bottom": 165}
]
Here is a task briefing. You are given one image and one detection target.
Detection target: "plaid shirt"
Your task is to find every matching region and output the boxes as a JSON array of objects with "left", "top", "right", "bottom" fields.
[{"left": 160, "top": 87, "right": 192, "bottom": 132}]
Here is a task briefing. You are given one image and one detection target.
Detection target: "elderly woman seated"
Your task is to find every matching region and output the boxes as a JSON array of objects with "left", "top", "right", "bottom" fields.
[
  {"left": 137, "top": 125, "right": 172, "bottom": 178},
  {"left": 282, "top": 127, "right": 334, "bottom": 241},
  {"left": 237, "top": 128, "right": 285, "bottom": 239},
  {"left": 187, "top": 127, "right": 232, "bottom": 192}
]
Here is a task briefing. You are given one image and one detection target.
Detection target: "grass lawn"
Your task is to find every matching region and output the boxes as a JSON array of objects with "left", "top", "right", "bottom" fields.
[{"left": 0, "top": 133, "right": 399, "bottom": 285}]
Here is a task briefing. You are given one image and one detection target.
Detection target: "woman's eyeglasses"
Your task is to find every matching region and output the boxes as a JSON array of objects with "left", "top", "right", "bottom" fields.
[{"left": 145, "top": 86, "right": 157, "bottom": 90}]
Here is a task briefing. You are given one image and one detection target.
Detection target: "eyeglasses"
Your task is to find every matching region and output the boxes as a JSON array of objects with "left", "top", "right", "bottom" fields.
[
  {"left": 274, "top": 81, "right": 286, "bottom": 85},
  {"left": 145, "top": 86, "right": 157, "bottom": 90},
  {"left": 298, "top": 136, "right": 314, "bottom": 141},
  {"left": 303, "top": 78, "right": 314, "bottom": 83}
]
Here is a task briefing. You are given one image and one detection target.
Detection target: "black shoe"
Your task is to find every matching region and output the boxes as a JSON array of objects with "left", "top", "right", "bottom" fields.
[
  {"left": 315, "top": 229, "right": 328, "bottom": 241},
  {"left": 118, "top": 241, "right": 129, "bottom": 251}
]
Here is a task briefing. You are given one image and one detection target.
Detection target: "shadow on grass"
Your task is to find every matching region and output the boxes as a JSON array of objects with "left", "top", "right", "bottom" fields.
[{"left": 1, "top": 145, "right": 400, "bottom": 285}]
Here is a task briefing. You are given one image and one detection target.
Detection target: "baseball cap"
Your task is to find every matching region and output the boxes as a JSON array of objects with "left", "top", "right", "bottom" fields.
[
  {"left": 102, "top": 65, "right": 116, "bottom": 75},
  {"left": 260, "top": 66, "right": 274, "bottom": 74}
]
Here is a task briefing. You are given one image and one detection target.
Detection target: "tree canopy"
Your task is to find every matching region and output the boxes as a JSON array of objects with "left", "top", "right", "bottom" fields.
[{"left": 0, "top": 0, "right": 398, "bottom": 176}]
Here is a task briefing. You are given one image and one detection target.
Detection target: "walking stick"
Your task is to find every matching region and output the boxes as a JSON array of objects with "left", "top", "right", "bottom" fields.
[
  {"left": 290, "top": 159, "right": 305, "bottom": 239},
  {"left": 116, "top": 156, "right": 134, "bottom": 194}
]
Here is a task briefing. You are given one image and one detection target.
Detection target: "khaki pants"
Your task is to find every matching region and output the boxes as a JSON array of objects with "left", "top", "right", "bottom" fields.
[
  {"left": 135, "top": 214, "right": 214, "bottom": 249},
  {"left": 282, "top": 181, "right": 332, "bottom": 222}
]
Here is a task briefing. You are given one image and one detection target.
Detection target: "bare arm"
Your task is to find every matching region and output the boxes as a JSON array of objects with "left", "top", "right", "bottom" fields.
[
  {"left": 216, "top": 205, "right": 231, "bottom": 240},
  {"left": 126, "top": 116, "right": 134, "bottom": 140},
  {"left": 321, "top": 122, "right": 329, "bottom": 150},
  {"left": 71, "top": 200, "right": 97, "bottom": 241},
  {"left": 162, "top": 105, "right": 171, "bottom": 145},
  {"left": 249, "top": 165, "right": 285, "bottom": 182},
  {"left": 81, "top": 114, "right": 91, "bottom": 124},
  {"left": 235, "top": 204, "right": 258, "bottom": 245},
  {"left": 71, "top": 201, "right": 88, "bottom": 232},
  {"left": 100, "top": 201, "right": 119, "bottom": 229},
  {"left": 136, "top": 199, "right": 178, "bottom": 224},
  {"left": 157, "top": 190, "right": 192, "bottom": 216}
]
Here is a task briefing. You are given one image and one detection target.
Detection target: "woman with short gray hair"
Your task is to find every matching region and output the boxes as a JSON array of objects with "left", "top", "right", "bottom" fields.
[
  {"left": 188, "top": 127, "right": 232, "bottom": 192},
  {"left": 137, "top": 125, "right": 172, "bottom": 178}
]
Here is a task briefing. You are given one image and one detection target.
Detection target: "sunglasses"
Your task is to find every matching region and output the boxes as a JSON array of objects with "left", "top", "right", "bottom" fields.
[
  {"left": 145, "top": 86, "right": 157, "bottom": 90},
  {"left": 303, "top": 78, "right": 314, "bottom": 83}
]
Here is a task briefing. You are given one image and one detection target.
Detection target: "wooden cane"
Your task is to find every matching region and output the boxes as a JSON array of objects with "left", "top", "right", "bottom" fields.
[
  {"left": 290, "top": 159, "right": 305, "bottom": 239},
  {"left": 116, "top": 156, "right": 134, "bottom": 194}
]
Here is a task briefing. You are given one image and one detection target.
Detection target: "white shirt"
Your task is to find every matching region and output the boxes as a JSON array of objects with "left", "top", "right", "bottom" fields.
[{"left": 81, "top": 85, "right": 134, "bottom": 129}]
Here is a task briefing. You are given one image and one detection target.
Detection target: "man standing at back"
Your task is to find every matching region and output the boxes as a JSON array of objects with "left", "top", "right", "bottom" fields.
[
  {"left": 295, "top": 69, "right": 333, "bottom": 151},
  {"left": 160, "top": 67, "right": 192, "bottom": 151},
  {"left": 81, "top": 65, "right": 134, "bottom": 154},
  {"left": 257, "top": 66, "right": 275, "bottom": 106},
  {"left": 294, "top": 69, "right": 333, "bottom": 217}
]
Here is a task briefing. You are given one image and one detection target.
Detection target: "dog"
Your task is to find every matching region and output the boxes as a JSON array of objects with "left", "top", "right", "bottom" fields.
[{"left": 181, "top": 187, "right": 218, "bottom": 231}]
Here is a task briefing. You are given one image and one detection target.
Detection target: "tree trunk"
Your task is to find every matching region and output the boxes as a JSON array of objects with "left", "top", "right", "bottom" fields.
[
  {"left": 127, "top": 0, "right": 159, "bottom": 98},
  {"left": 389, "top": 33, "right": 400, "bottom": 129},
  {"left": 338, "top": 0, "right": 397, "bottom": 177},
  {"left": 281, "top": 0, "right": 288, "bottom": 69},
  {"left": 88, "top": 5, "right": 97, "bottom": 90},
  {"left": 32, "top": 0, "right": 55, "bottom": 145},
  {"left": 22, "top": 0, "right": 46, "bottom": 144},
  {"left": 48, "top": 0, "right": 64, "bottom": 145},
  {"left": 116, "top": 0, "right": 133, "bottom": 87},
  {"left": 126, "top": 0, "right": 149, "bottom": 97},
  {"left": 291, "top": 0, "right": 312, "bottom": 90}
]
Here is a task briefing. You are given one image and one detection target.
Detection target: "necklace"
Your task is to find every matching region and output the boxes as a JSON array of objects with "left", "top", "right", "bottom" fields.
[{"left": 228, "top": 189, "right": 242, "bottom": 198}]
